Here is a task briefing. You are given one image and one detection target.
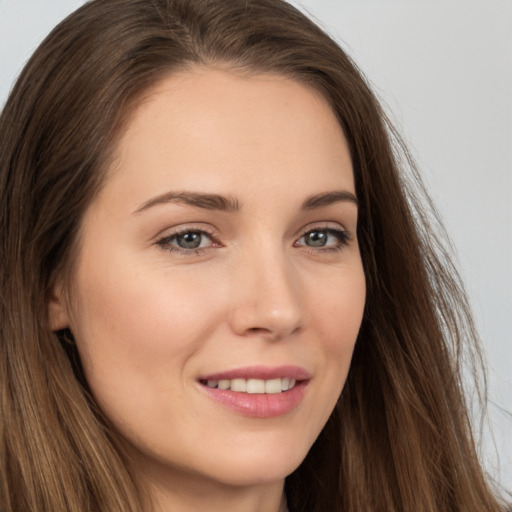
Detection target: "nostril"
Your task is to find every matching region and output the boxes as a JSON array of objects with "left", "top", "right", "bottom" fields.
[
  {"left": 228, "top": 278, "right": 303, "bottom": 339},
  {"left": 241, "top": 325, "right": 301, "bottom": 342}
]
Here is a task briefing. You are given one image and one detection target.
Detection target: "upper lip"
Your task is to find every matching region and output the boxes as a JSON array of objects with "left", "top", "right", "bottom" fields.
[{"left": 199, "top": 365, "right": 311, "bottom": 382}]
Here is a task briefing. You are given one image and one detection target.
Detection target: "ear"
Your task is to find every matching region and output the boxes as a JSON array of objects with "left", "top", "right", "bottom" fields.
[{"left": 48, "top": 278, "right": 71, "bottom": 331}]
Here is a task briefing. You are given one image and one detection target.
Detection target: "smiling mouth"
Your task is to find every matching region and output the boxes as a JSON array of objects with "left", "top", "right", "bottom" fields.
[
  {"left": 199, "top": 377, "right": 297, "bottom": 394},
  {"left": 198, "top": 367, "right": 309, "bottom": 417}
]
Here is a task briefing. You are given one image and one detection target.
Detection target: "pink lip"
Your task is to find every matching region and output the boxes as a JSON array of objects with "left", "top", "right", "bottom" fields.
[
  {"left": 199, "top": 365, "right": 311, "bottom": 382},
  {"left": 198, "top": 365, "right": 310, "bottom": 418}
]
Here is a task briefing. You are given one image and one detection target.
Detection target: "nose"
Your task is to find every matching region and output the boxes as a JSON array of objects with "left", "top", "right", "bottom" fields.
[{"left": 228, "top": 248, "right": 303, "bottom": 341}]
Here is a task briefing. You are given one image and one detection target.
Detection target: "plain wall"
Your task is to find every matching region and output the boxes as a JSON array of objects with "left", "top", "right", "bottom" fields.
[
  {"left": 290, "top": 0, "right": 512, "bottom": 491},
  {"left": 1, "top": 0, "right": 510, "bottom": 492}
]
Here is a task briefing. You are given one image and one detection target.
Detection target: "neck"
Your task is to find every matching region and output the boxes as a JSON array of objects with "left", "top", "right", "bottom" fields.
[
  {"left": 148, "top": 479, "right": 286, "bottom": 512},
  {"left": 137, "top": 462, "right": 286, "bottom": 512}
]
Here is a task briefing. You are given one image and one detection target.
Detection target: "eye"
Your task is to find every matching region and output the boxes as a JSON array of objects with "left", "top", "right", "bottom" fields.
[
  {"left": 156, "top": 229, "right": 216, "bottom": 253},
  {"left": 173, "top": 231, "right": 208, "bottom": 249},
  {"left": 295, "top": 227, "right": 351, "bottom": 251}
]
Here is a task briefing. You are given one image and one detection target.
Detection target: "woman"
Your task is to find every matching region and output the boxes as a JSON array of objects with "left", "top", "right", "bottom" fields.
[{"left": 0, "top": 0, "right": 505, "bottom": 511}]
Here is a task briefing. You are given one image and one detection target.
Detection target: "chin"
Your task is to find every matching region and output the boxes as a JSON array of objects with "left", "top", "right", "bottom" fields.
[{"left": 201, "top": 437, "right": 312, "bottom": 487}]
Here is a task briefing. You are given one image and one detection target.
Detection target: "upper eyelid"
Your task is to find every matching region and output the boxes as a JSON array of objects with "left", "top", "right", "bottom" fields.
[
  {"left": 296, "top": 223, "right": 353, "bottom": 244},
  {"left": 155, "top": 224, "right": 217, "bottom": 240},
  {"left": 155, "top": 230, "right": 218, "bottom": 257},
  {"left": 296, "top": 226, "right": 351, "bottom": 242},
  {"left": 297, "top": 221, "right": 349, "bottom": 235},
  {"left": 165, "top": 220, "right": 345, "bottom": 232},
  {"left": 153, "top": 221, "right": 352, "bottom": 246},
  {"left": 154, "top": 225, "right": 219, "bottom": 251},
  {"left": 157, "top": 223, "right": 347, "bottom": 238}
]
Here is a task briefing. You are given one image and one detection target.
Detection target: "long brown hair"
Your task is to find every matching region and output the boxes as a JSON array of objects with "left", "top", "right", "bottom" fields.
[{"left": 0, "top": 0, "right": 504, "bottom": 510}]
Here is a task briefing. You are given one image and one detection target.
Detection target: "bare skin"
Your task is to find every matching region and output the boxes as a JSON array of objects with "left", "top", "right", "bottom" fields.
[{"left": 50, "top": 68, "right": 366, "bottom": 512}]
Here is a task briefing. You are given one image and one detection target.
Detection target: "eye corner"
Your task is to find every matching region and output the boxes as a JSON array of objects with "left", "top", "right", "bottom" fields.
[
  {"left": 154, "top": 226, "right": 223, "bottom": 256},
  {"left": 294, "top": 224, "right": 352, "bottom": 252}
]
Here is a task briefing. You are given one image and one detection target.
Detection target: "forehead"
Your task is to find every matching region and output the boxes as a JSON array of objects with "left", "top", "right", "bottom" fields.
[{"left": 102, "top": 67, "right": 354, "bottom": 209}]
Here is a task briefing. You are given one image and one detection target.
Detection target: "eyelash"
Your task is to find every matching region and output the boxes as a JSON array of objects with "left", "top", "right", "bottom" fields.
[
  {"left": 155, "top": 225, "right": 352, "bottom": 256},
  {"left": 156, "top": 227, "right": 219, "bottom": 256},
  {"left": 294, "top": 226, "right": 352, "bottom": 254}
]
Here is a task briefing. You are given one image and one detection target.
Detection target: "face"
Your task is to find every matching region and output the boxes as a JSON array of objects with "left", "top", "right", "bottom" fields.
[{"left": 51, "top": 68, "right": 365, "bottom": 492}]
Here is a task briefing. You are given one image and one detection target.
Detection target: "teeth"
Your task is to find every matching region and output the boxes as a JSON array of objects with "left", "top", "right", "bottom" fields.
[
  {"left": 265, "top": 378, "right": 282, "bottom": 394},
  {"left": 247, "top": 379, "right": 265, "bottom": 394},
  {"left": 203, "top": 377, "right": 297, "bottom": 394},
  {"left": 230, "top": 379, "right": 247, "bottom": 392},
  {"left": 218, "top": 379, "right": 230, "bottom": 390}
]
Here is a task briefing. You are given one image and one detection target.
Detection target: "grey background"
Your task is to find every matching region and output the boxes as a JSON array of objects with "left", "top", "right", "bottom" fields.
[{"left": 1, "top": 0, "right": 510, "bottom": 493}]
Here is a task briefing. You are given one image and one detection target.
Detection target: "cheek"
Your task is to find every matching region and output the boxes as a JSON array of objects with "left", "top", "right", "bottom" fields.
[
  {"left": 69, "top": 242, "right": 365, "bottom": 438},
  {"left": 315, "top": 267, "right": 366, "bottom": 353},
  {"left": 69, "top": 262, "right": 224, "bottom": 413},
  {"left": 74, "top": 260, "right": 218, "bottom": 350},
  {"left": 302, "top": 265, "right": 365, "bottom": 425},
  {"left": 323, "top": 273, "right": 365, "bottom": 376}
]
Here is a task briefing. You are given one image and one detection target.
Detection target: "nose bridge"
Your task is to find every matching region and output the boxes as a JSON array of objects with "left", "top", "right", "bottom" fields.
[{"left": 229, "top": 238, "right": 303, "bottom": 339}]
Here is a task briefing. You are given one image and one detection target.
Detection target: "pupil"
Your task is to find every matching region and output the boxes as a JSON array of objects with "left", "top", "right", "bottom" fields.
[
  {"left": 307, "top": 231, "right": 327, "bottom": 247},
  {"left": 177, "top": 232, "right": 201, "bottom": 249}
]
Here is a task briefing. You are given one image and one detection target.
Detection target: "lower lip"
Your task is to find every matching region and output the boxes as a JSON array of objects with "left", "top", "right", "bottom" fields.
[{"left": 200, "top": 381, "right": 308, "bottom": 418}]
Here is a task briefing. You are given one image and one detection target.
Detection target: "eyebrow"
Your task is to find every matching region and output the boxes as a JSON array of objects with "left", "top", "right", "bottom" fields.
[
  {"left": 133, "top": 191, "right": 241, "bottom": 214},
  {"left": 133, "top": 189, "right": 358, "bottom": 215},
  {"left": 301, "top": 190, "right": 358, "bottom": 210}
]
